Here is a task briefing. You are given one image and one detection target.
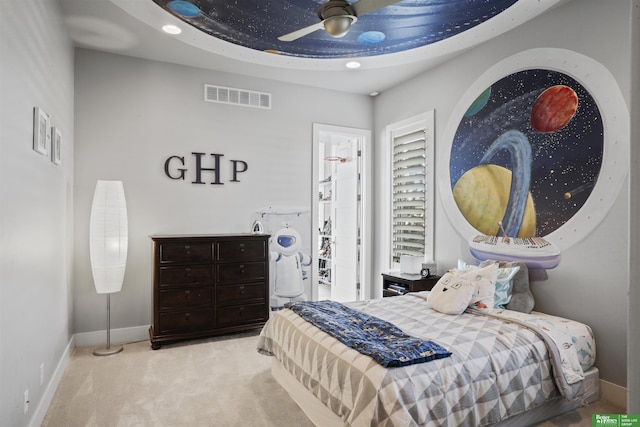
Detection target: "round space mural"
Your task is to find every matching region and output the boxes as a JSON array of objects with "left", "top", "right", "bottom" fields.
[
  {"left": 440, "top": 48, "right": 629, "bottom": 269},
  {"left": 450, "top": 69, "right": 603, "bottom": 239}
]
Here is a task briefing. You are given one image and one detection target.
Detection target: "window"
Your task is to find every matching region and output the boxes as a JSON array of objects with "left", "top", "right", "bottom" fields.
[
  {"left": 392, "top": 129, "right": 427, "bottom": 261},
  {"left": 385, "top": 111, "right": 434, "bottom": 266}
]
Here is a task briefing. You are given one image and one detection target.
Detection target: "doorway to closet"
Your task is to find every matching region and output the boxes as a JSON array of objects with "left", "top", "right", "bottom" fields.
[{"left": 312, "top": 124, "right": 371, "bottom": 303}]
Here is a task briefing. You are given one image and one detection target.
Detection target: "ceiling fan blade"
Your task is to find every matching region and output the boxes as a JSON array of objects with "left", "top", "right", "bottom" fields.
[
  {"left": 278, "top": 22, "right": 325, "bottom": 42},
  {"left": 352, "top": 0, "right": 402, "bottom": 17}
]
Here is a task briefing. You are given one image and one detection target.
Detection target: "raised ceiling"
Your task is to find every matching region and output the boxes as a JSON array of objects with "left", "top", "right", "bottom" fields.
[
  {"left": 60, "top": 0, "right": 567, "bottom": 94},
  {"left": 152, "top": 0, "right": 519, "bottom": 58}
]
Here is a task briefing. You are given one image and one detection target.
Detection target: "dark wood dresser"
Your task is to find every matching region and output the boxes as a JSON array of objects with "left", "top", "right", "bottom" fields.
[{"left": 149, "top": 234, "right": 270, "bottom": 349}]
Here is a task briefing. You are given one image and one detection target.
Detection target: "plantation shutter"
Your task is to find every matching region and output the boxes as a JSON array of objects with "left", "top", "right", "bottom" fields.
[{"left": 392, "top": 129, "right": 426, "bottom": 263}]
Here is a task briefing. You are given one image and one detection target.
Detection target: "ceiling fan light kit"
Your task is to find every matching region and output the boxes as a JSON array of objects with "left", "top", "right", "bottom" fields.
[
  {"left": 319, "top": 1, "right": 356, "bottom": 38},
  {"left": 323, "top": 15, "right": 356, "bottom": 38},
  {"left": 279, "top": 0, "right": 401, "bottom": 42}
]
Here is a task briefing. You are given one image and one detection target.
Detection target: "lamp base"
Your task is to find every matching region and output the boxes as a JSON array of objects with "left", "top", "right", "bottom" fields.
[
  {"left": 93, "top": 293, "right": 123, "bottom": 356},
  {"left": 93, "top": 345, "right": 123, "bottom": 356}
]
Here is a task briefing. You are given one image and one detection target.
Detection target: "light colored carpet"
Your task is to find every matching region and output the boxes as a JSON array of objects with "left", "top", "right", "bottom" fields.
[
  {"left": 43, "top": 331, "right": 624, "bottom": 426},
  {"left": 43, "top": 331, "right": 313, "bottom": 427}
]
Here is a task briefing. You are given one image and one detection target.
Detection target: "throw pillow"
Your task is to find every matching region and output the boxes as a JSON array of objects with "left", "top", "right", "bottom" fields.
[
  {"left": 427, "top": 273, "right": 476, "bottom": 315},
  {"left": 478, "top": 260, "right": 533, "bottom": 311},
  {"left": 494, "top": 265, "right": 520, "bottom": 309},
  {"left": 457, "top": 263, "right": 499, "bottom": 310},
  {"left": 505, "top": 261, "right": 534, "bottom": 313}
]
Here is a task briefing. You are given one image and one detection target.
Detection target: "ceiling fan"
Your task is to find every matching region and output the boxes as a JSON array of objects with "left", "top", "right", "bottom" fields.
[{"left": 278, "top": 0, "right": 402, "bottom": 42}]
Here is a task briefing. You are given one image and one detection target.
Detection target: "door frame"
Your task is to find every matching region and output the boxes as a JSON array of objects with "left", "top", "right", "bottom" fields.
[{"left": 311, "top": 123, "right": 372, "bottom": 301}]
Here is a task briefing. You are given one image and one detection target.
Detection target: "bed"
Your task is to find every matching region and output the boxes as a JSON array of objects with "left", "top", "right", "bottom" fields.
[{"left": 257, "top": 263, "right": 598, "bottom": 427}]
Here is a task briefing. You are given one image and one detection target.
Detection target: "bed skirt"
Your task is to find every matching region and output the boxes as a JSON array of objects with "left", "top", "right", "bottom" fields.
[{"left": 271, "top": 359, "right": 600, "bottom": 427}]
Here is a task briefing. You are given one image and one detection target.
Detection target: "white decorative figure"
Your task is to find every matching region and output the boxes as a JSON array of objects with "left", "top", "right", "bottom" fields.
[{"left": 269, "top": 227, "right": 310, "bottom": 310}]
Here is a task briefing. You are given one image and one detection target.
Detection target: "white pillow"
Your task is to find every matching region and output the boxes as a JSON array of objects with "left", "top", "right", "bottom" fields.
[
  {"left": 458, "top": 263, "right": 499, "bottom": 310},
  {"left": 427, "top": 272, "right": 476, "bottom": 315}
]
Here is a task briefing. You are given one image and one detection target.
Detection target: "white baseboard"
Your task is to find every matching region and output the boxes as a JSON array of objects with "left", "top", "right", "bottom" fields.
[
  {"left": 28, "top": 335, "right": 75, "bottom": 427},
  {"left": 600, "top": 379, "right": 628, "bottom": 411},
  {"left": 74, "top": 325, "right": 150, "bottom": 347}
]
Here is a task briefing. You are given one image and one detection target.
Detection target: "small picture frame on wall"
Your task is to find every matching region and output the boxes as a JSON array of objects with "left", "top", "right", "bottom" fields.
[
  {"left": 51, "top": 127, "right": 61, "bottom": 165},
  {"left": 33, "top": 107, "right": 50, "bottom": 155}
]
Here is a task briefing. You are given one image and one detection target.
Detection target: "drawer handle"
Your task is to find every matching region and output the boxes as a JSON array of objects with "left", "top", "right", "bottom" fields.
[
  {"left": 184, "top": 268, "right": 191, "bottom": 277},
  {"left": 239, "top": 286, "right": 245, "bottom": 295},
  {"left": 184, "top": 290, "right": 191, "bottom": 300},
  {"left": 184, "top": 313, "right": 191, "bottom": 321}
]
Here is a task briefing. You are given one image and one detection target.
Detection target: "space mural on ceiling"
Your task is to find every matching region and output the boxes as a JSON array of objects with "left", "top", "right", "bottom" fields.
[
  {"left": 152, "top": 0, "right": 519, "bottom": 58},
  {"left": 449, "top": 69, "right": 604, "bottom": 269}
]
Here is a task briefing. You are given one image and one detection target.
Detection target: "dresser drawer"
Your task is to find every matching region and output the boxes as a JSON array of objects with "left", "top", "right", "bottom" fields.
[
  {"left": 216, "top": 283, "right": 265, "bottom": 304},
  {"left": 216, "top": 303, "right": 267, "bottom": 327},
  {"left": 159, "top": 287, "right": 213, "bottom": 309},
  {"left": 158, "top": 308, "right": 214, "bottom": 334},
  {"left": 216, "top": 240, "right": 266, "bottom": 261},
  {"left": 217, "top": 262, "right": 266, "bottom": 283},
  {"left": 158, "top": 266, "right": 212, "bottom": 286},
  {"left": 159, "top": 242, "right": 212, "bottom": 264}
]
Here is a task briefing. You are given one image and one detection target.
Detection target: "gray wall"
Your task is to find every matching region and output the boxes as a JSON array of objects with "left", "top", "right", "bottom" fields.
[
  {"left": 629, "top": 0, "right": 640, "bottom": 413},
  {"left": 72, "top": 49, "right": 373, "bottom": 334},
  {"left": 372, "top": 0, "right": 630, "bottom": 388},
  {"left": 1, "top": 1, "right": 637, "bottom": 424},
  {"left": 0, "top": 1, "right": 75, "bottom": 425}
]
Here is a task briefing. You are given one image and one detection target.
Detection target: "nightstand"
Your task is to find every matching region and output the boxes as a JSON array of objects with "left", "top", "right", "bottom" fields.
[{"left": 382, "top": 272, "right": 441, "bottom": 297}]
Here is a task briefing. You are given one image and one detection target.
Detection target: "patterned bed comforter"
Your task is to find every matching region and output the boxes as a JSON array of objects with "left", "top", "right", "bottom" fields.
[{"left": 257, "top": 292, "right": 595, "bottom": 427}]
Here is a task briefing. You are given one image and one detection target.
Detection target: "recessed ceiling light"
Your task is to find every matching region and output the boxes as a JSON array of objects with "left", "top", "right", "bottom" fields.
[
  {"left": 162, "top": 24, "right": 182, "bottom": 35},
  {"left": 345, "top": 61, "right": 361, "bottom": 69},
  {"left": 369, "top": 91, "right": 380, "bottom": 97}
]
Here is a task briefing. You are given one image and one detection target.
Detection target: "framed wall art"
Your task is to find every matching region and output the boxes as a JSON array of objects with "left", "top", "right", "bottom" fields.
[
  {"left": 33, "top": 107, "right": 50, "bottom": 155},
  {"left": 51, "top": 127, "right": 61, "bottom": 165}
]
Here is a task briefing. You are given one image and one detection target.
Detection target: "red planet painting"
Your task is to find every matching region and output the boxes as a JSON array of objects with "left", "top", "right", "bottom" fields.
[{"left": 530, "top": 85, "right": 579, "bottom": 132}]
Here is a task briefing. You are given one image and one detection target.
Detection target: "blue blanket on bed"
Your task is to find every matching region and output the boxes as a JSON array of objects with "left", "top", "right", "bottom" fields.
[{"left": 286, "top": 300, "right": 451, "bottom": 368}]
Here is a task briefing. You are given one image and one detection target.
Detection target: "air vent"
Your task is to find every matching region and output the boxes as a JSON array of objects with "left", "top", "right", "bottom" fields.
[{"left": 204, "top": 84, "right": 271, "bottom": 109}]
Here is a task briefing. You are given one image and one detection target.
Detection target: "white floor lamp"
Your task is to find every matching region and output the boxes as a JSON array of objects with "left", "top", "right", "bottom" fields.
[{"left": 89, "top": 180, "right": 128, "bottom": 356}]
